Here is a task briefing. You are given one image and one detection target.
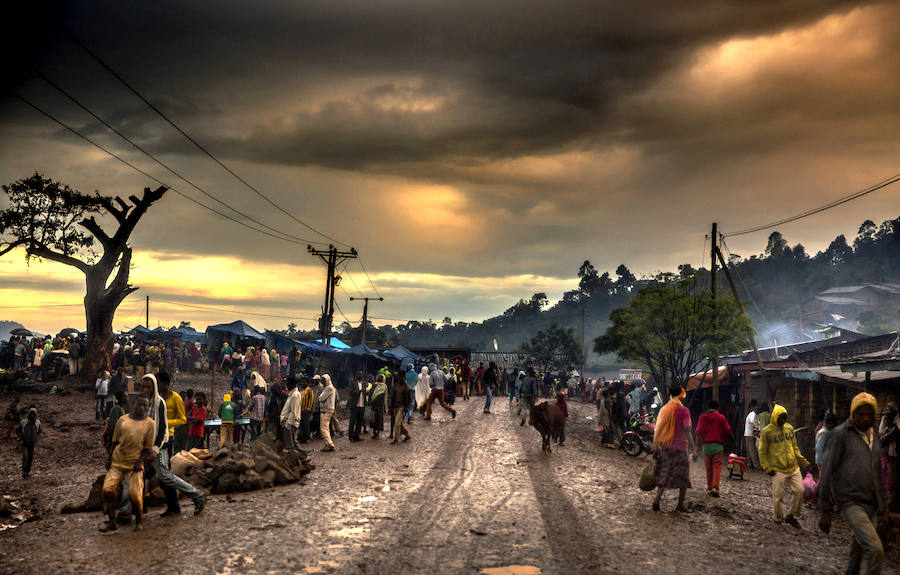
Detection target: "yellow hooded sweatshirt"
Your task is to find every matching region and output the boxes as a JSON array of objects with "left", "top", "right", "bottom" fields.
[{"left": 758, "top": 404, "right": 809, "bottom": 474}]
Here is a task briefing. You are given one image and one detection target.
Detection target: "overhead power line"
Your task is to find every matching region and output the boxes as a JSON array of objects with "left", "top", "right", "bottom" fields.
[
  {"left": 724, "top": 172, "right": 900, "bottom": 237},
  {"left": 35, "top": 72, "right": 325, "bottom": 246},
  {"left": 57, "top": 20, "right": 351, "bottom": 248},
  {"left": 150, "top": 297, "right": 317, "bottom": 322},
  {"left": 12, "top": 93, "right": 311, "bottom": 247},
  {"left": 357, "top": 256, "right": 382, "bottom": 298}
]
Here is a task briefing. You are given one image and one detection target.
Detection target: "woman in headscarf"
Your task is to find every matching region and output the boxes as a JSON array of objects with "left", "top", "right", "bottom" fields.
[
  {"left": 444, "top": 366, "right": 457, "bottom": 405},
  {"left": 415, "top": 366, "right": 430, "bottom": 415},
  {"left": 249, "top": 370, "right": 268, "bottom": 392},
  {"left": 369, "top": 374, "right": 388, "bottom": 440},
  {"left": 260, "top": 348, "right": 271, "bottom": 380},
  {"left": 651, "top": 384, "right": 695, "bottom": 512}
]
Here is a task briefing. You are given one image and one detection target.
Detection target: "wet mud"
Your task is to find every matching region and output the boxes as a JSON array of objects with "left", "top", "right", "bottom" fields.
[{"left": 1, "top": 378, "right": 898, "bottom": 574}]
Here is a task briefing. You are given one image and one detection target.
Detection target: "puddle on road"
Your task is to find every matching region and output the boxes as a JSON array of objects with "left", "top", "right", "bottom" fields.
[
  {"left": 327, "top": 525, "right": 368, "bottom": 537},
  {"left": 358, "top": 495, "right": 377, "bottom": 503},
  {"left": 480, "top": 566, "right": 542, "bottom": 575},
  {"left": 304, "top": 560, "right": 341, "bottom": 574}
]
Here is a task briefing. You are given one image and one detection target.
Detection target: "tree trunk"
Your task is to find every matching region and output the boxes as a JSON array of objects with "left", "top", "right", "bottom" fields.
[{"left": 82, "top": 274, "right": 118, "bottom": 383}]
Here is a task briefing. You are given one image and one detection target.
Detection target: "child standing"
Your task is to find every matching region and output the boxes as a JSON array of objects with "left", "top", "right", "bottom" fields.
[{"left": 15, "top": 407, "right": 41, "bottom": 478}]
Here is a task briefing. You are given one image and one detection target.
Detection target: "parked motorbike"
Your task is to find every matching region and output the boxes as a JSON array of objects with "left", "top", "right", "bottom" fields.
[{"left": 622, "top": 410, "right": 656, "bottom": 456}]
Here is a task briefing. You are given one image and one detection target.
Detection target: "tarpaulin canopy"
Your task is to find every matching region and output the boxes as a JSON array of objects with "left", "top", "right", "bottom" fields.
[
  {"left": 266, "top": 332, "right": 304, "bottom": 355},
  {"left": 296, "top": 340, "right": 335, "bottom": 353},
  {"left": 168, "top": 327, "right": 207, "bottom": 343},
  {"left": 383, "top": 345, "right": 421, "bottom": 362},
  {"left": 349, "top": 344, "right": 382, "bottom": 357},
  {"left": 206, "top": 320, "right": 266, "bottom": 341},
  {"left": 126, "top": 325, "right": 152, "bottom": 336},
  {"left": 316, "top": 338, "right": 351, "bottom": 349}
]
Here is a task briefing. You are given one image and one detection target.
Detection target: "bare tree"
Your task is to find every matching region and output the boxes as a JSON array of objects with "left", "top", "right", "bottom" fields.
[{"left": 0, "top": 173, "right": 167, "bottom": 380}]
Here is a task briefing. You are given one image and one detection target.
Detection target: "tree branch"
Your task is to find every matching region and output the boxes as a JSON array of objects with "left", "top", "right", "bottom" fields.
[
  {"left": 79, "top": 217, "right": 112, "bottom": 249},
  {"left": 0, "top": 239, "right": 27, "bottom": 257},
  {"left": 26, "top": 245, "right": 90, "bottom": 273}
]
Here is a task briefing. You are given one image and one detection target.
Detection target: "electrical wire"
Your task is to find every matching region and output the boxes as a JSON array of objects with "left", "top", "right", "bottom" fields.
[
  {"left": 57, "top": 20, "right": 352, "bottom": 248},
  {"left": 723, "top": 172, "right": 900, "bottom": 237},
  {"left": 35, "top": 72, "right": 325, "bottom": 246},
  {"left": 357, "top": 256, "right": 382, "bottom": 298},
  {"left": 11, "top": 93, "right": 312, "bottom": 247},
  {"left": 150, "top": 297, "right": 317, "bottom": 321}
]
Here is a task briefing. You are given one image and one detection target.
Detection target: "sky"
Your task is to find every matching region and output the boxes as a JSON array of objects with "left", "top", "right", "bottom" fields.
[{"left": 1, "top": 1, "right": 898, "bottom": 335}]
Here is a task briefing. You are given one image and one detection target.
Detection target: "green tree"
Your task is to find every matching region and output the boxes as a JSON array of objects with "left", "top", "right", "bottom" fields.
[
  {"left": 856, "top": 305, "right": 899, "bottom": 336},
  {"left": 522, "top": 324, "right": 583, "bottom": 373},
  {"left": 594, "top": 283, "right": 752, "bottom": 397},
  {"left": 0, "top": 173, "right": 167, "bottom": 380}
]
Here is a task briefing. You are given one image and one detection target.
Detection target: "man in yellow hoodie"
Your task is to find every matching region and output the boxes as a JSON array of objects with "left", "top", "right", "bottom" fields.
[{"left": 758, "top": 404, "right": 810, "bottom": 527}]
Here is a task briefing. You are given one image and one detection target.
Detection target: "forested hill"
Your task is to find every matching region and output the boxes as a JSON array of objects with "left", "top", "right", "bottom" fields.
[{"left": 347, "top": 216, "right": 900, "bottom": 364}]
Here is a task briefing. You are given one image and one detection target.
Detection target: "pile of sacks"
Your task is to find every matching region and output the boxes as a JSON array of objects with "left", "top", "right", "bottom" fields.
[
  {"left": 61, "top": 433, "right": 313, "bottom": 514},
  {"left": 175, "top": 432, "right": 313, "bottom": 494}
]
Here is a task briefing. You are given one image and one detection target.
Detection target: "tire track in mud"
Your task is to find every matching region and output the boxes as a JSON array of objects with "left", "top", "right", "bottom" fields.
[
  {"left": 516, "top": 401, "right": 615, "bottom": 575},
  {"left": 358, "top": 399, "right": 545, "bottom": 574}
]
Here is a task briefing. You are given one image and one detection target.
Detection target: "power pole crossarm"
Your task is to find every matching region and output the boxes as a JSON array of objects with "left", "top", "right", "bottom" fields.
[
  {"left": 308, "top": 245, "right": 358, "bottom": 346},
  {"left": 349, "top": 296, "right": 384, "bottom": 347}
]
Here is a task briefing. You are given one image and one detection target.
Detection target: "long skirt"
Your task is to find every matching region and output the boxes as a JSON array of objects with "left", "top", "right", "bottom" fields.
[{"left": 655, "top": 448, "right": 691, "bottom": 489}]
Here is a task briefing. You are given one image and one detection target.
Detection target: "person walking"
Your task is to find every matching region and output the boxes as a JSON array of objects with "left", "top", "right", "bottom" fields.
[
  {"left": 460, "top": 360, "right": 472, "bottom": 401},
  {"left": 483, "top": 362, "right": 497, "bottom": 414},
  {"left": 369, "top": 374, "right": 388, "bottom": 440},
  {"left": 818, "top": 392, "right": 886, "bottom": 574},
  {"left": 348, "top": 371, "right": 367, "bottom": 442},
  {"left": 744, "top": 399, "right": 760, "bottom": 469},
  {"left": 249, "top": 386, "right": 266, "bottom": 440},
  {"left": 15, "top": 407, "right": 40, "bottom": 478},
  {"left": 389, "top": 372, "right": 412, "bottom": 444},
  {"left": 100, "top": 395, "right": 155, "bottom": 533},
  {"left": 142, "top": 374, "right": 206, "bottom": 518},
  {"left": 758, "top": 404, "right": 810, "bottom": 528},
  {"left": 879, "top": 401, "right": 899, "bottom": 513},
  {"left": 651, "top": 385, "right": 695, "bottom": 512},
  {"left": 95, "top": 370, "right": 110, "bottom": 420},
  {"left": 695, "top": 400, "right": 731, "bottom": 497},
  {"left": 219, "top": 393, "right": 237, "bottom": 448},
  {"left": 186, "top": 393, "right": 207, "bottom": 451},
  {"left": 415, "top": 366, "right": 430, "bottom": 415},
  {"left": 299, "top": 377, "right": 314, "bottom": 443},
  {"left": 319, "top": 374, "right": 336, "bottom": 451},
  {"left": 404, "top": 365, "right": 417, "bottom": 423},
  {"left": 280, "top": 377, "right": 302, "bottom": 449},
  {"left": 815, "top": 412, "right": 840, "bottom": 475},
  {"left": 425, "top": 363, "right": 456, "bottom": 420},
  {"left": 519, "top": 368, "right": 537, "bottom": 426},
  {"left": 104, "top": 391, "right": 127, "bottom": 455}
]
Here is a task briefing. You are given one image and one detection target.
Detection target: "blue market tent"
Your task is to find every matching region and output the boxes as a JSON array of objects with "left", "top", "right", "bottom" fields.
[
  {"left": 349, "top": 343, "right": 381, "bottom": 357},
  {"left": 127, "top": 325, "right": 152, "bottom": 336},
  {"left": 168, "top": 327, "right": 207, "bottom": 343},
  {"left": 266, "top": 332, "right": 305, "bottom": 355},
  {"left": 383, "top": 345, "right": 421, "bottom": 362},
  {"left": 315, "top": 338, "right": 351, "bottom": 350},
  {"left": 206, "top": 320, "right": 266, "bottom": 344}
]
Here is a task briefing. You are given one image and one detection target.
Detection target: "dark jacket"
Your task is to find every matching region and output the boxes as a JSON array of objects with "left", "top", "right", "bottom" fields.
[
  {"left": 16, "top": 419, "right": 41, "bottom": 446},
  {"left": 347, "top": 379, "right": 366, "bottom": 409},
  {"left": 817, "top": 420, "right": 886, "bottom": 514},
  {"left": 389, "top": 381, "right": 412, "bottom": 411}
]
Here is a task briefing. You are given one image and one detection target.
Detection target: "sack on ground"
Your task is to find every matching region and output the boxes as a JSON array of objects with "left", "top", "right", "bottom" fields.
[{"left": 639, "top": 460, "right": 657, "bottom": 491}]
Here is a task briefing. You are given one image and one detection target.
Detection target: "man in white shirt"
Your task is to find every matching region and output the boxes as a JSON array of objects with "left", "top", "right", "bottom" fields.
[
  {"left": 744, "top": 399, "right": 760, "bottom": 469},
  {"left": 279, "top": 377, "right": 302, "bottom": 449}
]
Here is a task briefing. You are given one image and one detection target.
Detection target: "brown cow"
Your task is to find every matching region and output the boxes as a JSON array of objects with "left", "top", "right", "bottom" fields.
[{"left": 529, "top": 401, "right": 566, "bottom": 454}]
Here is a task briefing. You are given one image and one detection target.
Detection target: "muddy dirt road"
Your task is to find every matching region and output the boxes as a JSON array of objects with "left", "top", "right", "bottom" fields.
[{"left": 1, "top": 381, "right": 897, "bottom": 574}]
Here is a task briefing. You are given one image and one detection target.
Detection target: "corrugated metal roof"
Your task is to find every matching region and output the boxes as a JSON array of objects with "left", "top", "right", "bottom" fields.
[
  {"left": 813, "top": 296, "right": 868, "bottom": 305},
  {"left": 821, "top": 283, "right": 900, "bottom": 295}
]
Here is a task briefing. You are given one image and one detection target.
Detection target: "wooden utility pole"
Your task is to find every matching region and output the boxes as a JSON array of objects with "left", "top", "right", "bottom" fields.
[
  {"left": 145, "top": 295, "right": 149, "bottom": 328},
  {"left": 714, "top": 245, "right": 770, "bottom": 402},
  {"left": 349, "top": 296, "right": 383, "bottom": 346},
  {"left": 710, "top": 223, "right": 719, "bottom": 402},
  {"left": 580, "top": 307, "right": 586, "bottom": 383},
  {"left": 308, "top": 245, "right": 358, "bottom": 346}
]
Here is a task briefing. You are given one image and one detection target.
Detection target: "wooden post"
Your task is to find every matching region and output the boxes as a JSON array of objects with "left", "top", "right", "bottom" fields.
[{"left": 710, "top": 223, "right": 719, "bottom": 402}]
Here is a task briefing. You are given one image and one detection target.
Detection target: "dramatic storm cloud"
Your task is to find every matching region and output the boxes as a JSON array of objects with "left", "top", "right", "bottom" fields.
[{"left": 1, "top": 1, "right": 898, "bottom": 332}]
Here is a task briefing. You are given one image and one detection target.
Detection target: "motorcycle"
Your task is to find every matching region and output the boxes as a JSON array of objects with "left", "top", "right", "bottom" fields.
[{"left": 622, "top": 409, "right": 656, "bottom": 457}]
